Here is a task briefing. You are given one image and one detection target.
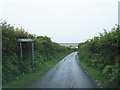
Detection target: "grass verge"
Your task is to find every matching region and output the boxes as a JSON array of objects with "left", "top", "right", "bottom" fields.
[
  {"left": 80, "top": 62, "right": 111, "bottom": 88},
  {"left": 3, "top": 52, "right": 71, "bottom": 88}
]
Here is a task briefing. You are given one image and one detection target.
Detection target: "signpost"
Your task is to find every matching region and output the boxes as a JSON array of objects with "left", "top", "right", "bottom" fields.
[{"left": 18, "top": 38, "right": 35, "bottom": 69}]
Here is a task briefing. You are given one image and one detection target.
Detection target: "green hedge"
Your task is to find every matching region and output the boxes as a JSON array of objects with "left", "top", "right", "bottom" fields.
[
  {"left": 78, "top": 25, "right": 120, "bottom": 88},
  {"left": 1, "top": 21, "right": 75, "bottom": 85}
]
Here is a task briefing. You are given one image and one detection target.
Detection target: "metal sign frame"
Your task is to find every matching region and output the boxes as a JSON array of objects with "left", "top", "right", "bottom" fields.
[{"left": 18, "top": 38, "right": 35, "bottom": 69}]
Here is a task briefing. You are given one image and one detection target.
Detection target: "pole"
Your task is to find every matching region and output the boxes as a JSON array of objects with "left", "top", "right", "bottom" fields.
[
  {"left": 20, "top": 42, "right": 23, "bottom": 60},
  {"left": 32, "top": 42, "right": 34, "bottom": 69}
]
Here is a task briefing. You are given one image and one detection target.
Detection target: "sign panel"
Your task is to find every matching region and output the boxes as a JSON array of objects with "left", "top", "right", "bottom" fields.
[{"left": 18, "top": 38, "right": 34, "bottom": 42}]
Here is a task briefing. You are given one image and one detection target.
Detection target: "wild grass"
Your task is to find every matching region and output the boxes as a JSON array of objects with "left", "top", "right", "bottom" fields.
[{"left": 80, "top": 62, "right": 113, "bottom": 88}]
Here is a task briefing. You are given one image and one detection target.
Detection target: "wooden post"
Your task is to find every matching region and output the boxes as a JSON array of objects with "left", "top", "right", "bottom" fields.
[
  {"left": 20, "top": 42, "right": 23, "bottom": 60},
  {"left": 32, "top": 42, "right": 34, "bottom": 69}
]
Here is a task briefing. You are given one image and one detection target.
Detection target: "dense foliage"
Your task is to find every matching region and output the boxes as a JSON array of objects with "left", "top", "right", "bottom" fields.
[
  {"left": 1, "top": 21, "right": 75, "bottom": 84},
  {"left": 78, "top": 25, "right": 120, "bottom": 88}
]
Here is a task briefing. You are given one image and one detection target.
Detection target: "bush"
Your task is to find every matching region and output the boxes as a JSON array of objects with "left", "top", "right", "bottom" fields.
[
  {"left": 78, "top": 25, "right": 119, "bottom": 88},
  {"left": 1, "top": 21, "right": 74, "bottom": 85}
]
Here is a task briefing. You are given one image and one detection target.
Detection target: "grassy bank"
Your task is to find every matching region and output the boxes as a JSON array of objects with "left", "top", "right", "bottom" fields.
[
  {"left": 3, "top": 51, "right": 71, "bottom": 88},
  {"left": 80, "top": 62, "right": 111, "bottom": 88}
]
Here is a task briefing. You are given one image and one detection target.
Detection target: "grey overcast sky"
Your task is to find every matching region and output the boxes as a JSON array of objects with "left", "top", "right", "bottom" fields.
[{"left": 0, "top": 0, "right": 119, "bottom": 43}]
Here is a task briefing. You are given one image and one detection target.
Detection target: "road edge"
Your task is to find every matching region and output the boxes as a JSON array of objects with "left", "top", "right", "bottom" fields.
[{"left": 76, "top": 52, "right": 100, "bottom": 88}]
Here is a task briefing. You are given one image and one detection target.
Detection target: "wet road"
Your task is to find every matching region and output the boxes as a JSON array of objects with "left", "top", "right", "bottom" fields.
[{"left": 32, "top": 52, "right": 94, "bottom": 88}]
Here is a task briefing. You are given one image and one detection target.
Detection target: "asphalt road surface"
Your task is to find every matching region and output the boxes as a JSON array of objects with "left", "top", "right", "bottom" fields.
[{"left": 32, "top": 52, "right": 95, "bottom": 88}]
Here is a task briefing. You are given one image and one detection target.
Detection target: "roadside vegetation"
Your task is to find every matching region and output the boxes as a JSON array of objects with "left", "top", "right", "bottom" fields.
[
  {"left": 1, "top": 21, "right": 76, "bottom": 88},
  {"left": 78, "top": 25, "right": 120, "bottom": 88}
]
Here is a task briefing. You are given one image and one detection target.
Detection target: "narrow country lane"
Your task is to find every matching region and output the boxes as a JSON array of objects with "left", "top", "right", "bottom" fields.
[{"left": 31, "top": 52, "right": 95, "bottom": 88}]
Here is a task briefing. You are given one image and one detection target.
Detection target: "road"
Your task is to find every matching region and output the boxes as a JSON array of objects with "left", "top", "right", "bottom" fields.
[{"left": 32, "top": 52, "right": 95, "bottom": 88}]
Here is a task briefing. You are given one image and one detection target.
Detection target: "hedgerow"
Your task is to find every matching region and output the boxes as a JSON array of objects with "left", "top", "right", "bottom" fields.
[{"left": 78, "top": 25, "right": 120, "bottom": 88}]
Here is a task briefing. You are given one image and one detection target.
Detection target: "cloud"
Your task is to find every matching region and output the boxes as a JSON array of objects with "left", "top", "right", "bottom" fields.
[{"left": 1, "top": 0, "right": 119, "bottom": 3}]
